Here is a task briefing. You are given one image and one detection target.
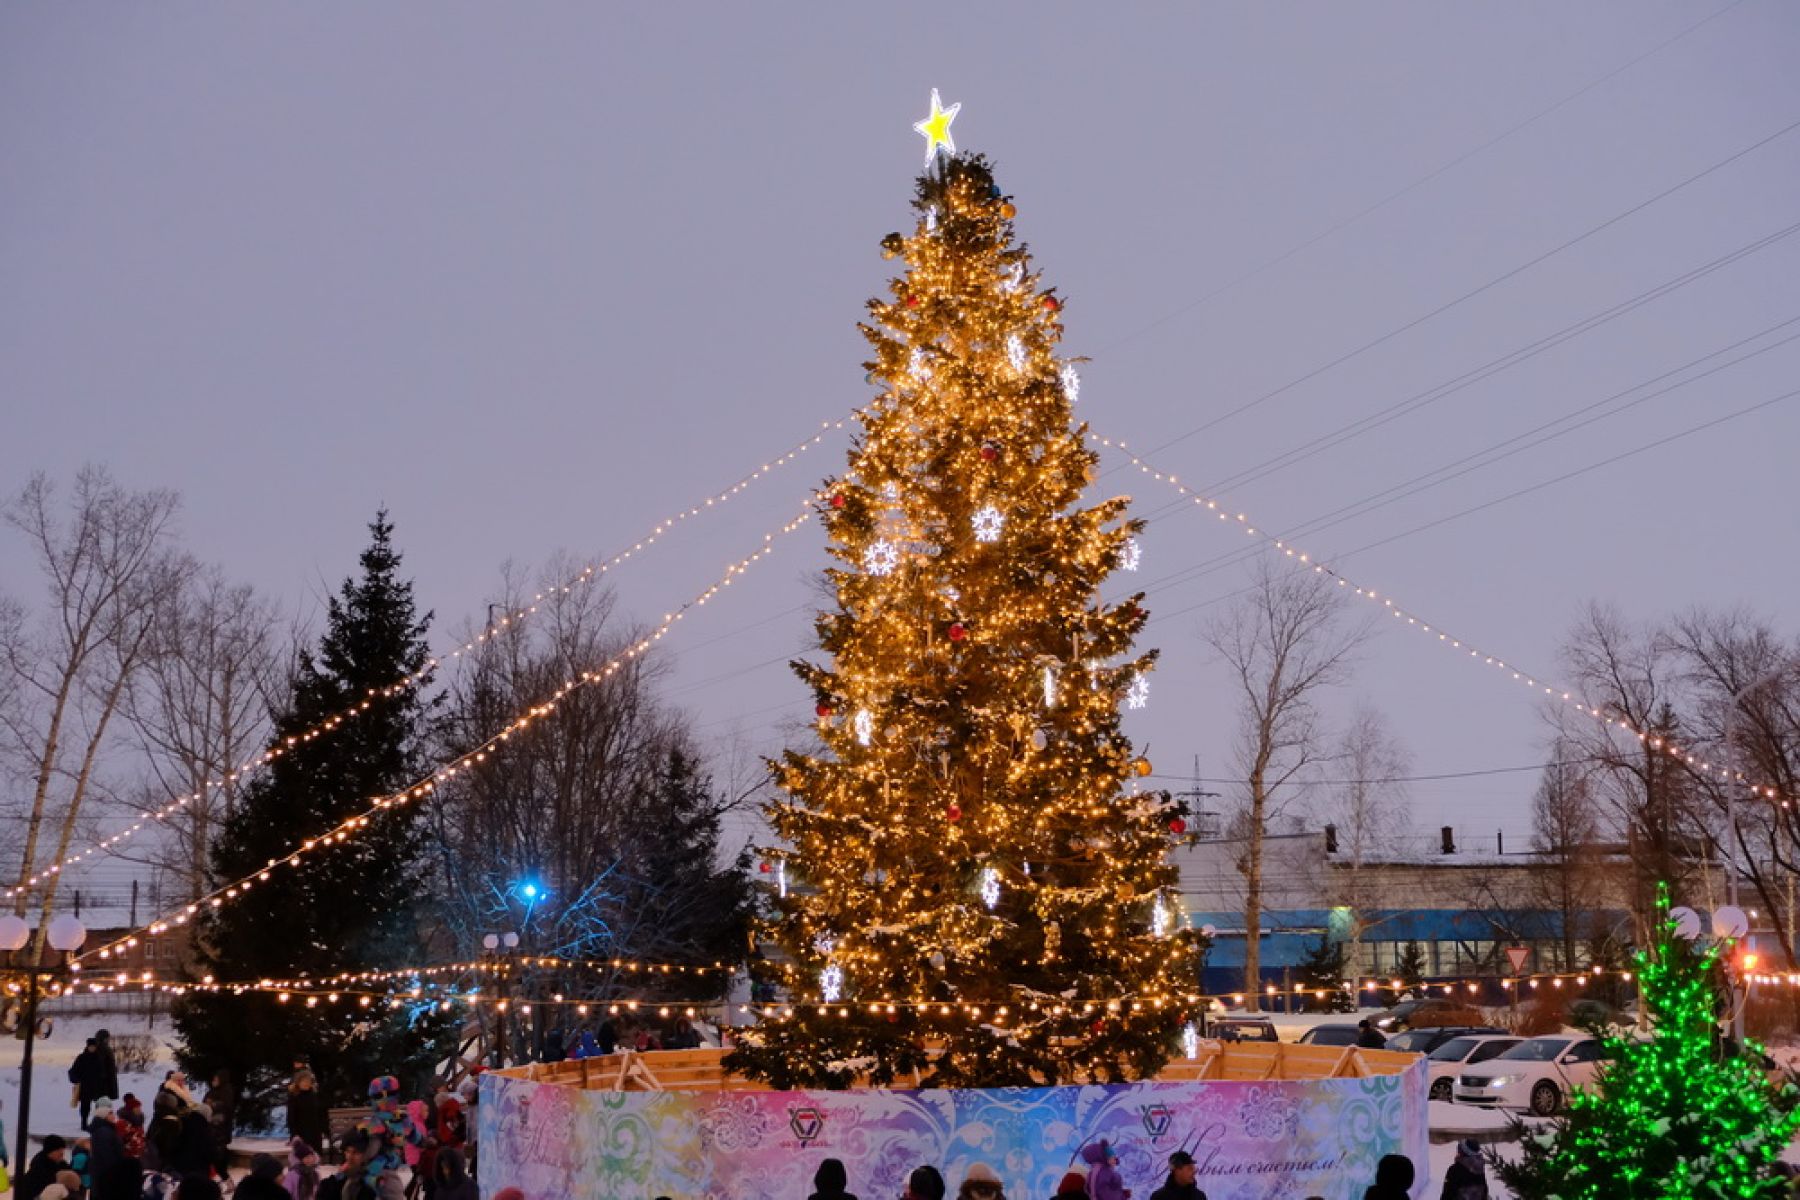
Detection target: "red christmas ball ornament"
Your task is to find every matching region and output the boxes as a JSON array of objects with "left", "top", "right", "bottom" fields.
[
  {"left": 815, "top": 703, "right": 834, "bottom": 718},
  {"left": 1090, "top": 1018, "right": 1105, "bottom": 1034},
  {"left": 1041, "top": 295, "right": 1060, "bottom": 313},
  {"left": 829, "top": 493, "right": 846, "bottom": 509},
  {"left": 906, "top": 295, "right": 921, "bottom": 309},
  {"left": 1168, "top": 817, "right": 1188, "bottom": 835},
  {"left": 945, "top": 803, "right": 962, "bottom": 822},
  {"left": 979, "top": 442, "right": 999, "bottom": 462},
  {"left": 759, "top": 861, "right": 772, "bottom": 874},
  {"left": 947, "top": 622, "right": 967, "bottom": 642}
]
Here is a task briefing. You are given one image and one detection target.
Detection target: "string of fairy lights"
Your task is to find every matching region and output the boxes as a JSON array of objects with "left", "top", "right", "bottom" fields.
[
  {"left": 1090, "top": 431, "right": 1797, "bottom": 809},
  {"left": 77, "top": 497, "right": 822, "bottom": 965},
  {"left": 2, "top": 420, "right": 849, "bottom": 904}
]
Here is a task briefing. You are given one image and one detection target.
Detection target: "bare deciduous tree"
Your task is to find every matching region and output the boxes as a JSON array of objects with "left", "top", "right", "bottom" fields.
[
  {"left": 1529, "top": 741, "right": 1604, "bottom": 970},
  {"left": 1321, "top": 703, "right": 1411, "bottom": 972},
  {"left": 121, "top": 567, "right": 280, "bottom": 901},
  {"left": 1554, "top": 602, "right": 1701, "bottom": 943},
  {"left": 0, "top": 467, "right": 185, "bottom": 951},
  {"left": 1203, "top": 559, "right": 1369, "bottom": 1008}
]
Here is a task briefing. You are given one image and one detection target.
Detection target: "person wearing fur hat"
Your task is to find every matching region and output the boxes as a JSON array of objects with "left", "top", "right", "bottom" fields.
[
  {"left": 1079, "top": 1142, "right": 1128, "bottom": 1200},
  {"left": 810, "top": 1157, "right": 858, "bottom": 1200},
  {"left": 958, "top": 1162, "right": 1005, "bottom": 1200},
  {"left": 1148, "top": 1151, "right": 1205, "bottom": 1200},
  {"left": 1439, "top": 1139, "right": 1488, "bottom": 1200},
  {"left": 89, "top": 1096, "right": 124, "bottom": 1176}
]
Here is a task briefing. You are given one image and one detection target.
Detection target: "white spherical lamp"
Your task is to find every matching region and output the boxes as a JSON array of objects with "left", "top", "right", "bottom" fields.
[
  {"left": 0, "top": 914, "right": 28, "bottom": 952},
  {"left": 501, "top": 932, "right": 520, "bottom": 949},
  {"left": 46, "top": 915, "right": 86, "bottom": 952},
  {"left": 1712, "top": 905, "right": 1750, "bottom": 940},
  {"left": 1668, "top": 906, "right": 1703, "bottom": 941},
  {"left": 481, "top": 934, "right": 499, "bottom": 951}
]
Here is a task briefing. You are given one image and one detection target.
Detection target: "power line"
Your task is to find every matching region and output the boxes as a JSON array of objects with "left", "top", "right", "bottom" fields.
[
  {"left": 1124, "top": 112, "right": 1800, "bottom": 461},
  {"left": 1094, "top": 0, "right": 1750, "bottom": 357}
]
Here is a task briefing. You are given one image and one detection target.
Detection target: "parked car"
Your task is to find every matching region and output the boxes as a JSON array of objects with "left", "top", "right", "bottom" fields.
[
  {"left": 1425, "top": 1034, "right": 1522, "bottom": 1101},
  {"left": 1297, "top": 1024, "right": 1361, "bottom": 1047},
  {"left": 1208, "top": 1018, "right": 1279, "bottom": 1043},
  {"left": 1372, "top": 998, "right": 1459, "bottom": 1031},
  {"left": 1453, "top": 1035, "right": 1607, "bottom": 1114},
  {"left": 1382, "top": 1025, "right": 1508, "bottom": 1056}
]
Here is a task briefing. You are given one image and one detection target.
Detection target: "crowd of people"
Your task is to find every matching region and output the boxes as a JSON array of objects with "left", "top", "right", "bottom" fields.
[{"left": 789, "top": 1142, "right": 1442, "bottom": 1200}]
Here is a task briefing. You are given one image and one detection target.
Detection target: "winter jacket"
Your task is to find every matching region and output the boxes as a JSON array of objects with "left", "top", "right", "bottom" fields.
[
  {"left": 287, "top": 1088, "right": 329, "bottom": 1151},
  {"left": 283, "top": 1158, "right": 321, "bottom": 1200},
  {"left": 1356, "top": 1028, "right": 1387, "bottom": 1049},
  {"left": 435, "top": 1148, "right": 478, "bottom": 1200},
  {"left": 94, "top": 1035, "right": 121, "bottom": 1098},
  {"left": 205, "top": 1081, "right": 237, "bottom": 1137},
  {"left": 1148, "top": 1180, "right": 1206, "bottom": 1200},
  {"left": 171, "top": 1108, "right": 214, "bottom": 1176},
  {"left": 1441, "top": 1158, "right": 1489, "bottom": 1200},
  {"left": 88, "top": 1113, "right": 124, "bottom": 1176},
  {"left": 69, "top": 1048, "right": 112, "bottom": 1100},
  {"left": 17, "top": 1150, "right": 67, "bottom": 1200}
]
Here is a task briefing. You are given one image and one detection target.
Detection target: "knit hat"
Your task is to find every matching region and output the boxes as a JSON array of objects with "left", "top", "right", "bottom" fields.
[
  {"left": 290, "top": 1136, "right": 318, "bottom": 1161},
  {"left": 1168, "top": 1150, "right": 1195, "bottom": 1168},
  {"left": 93, "top": 1097, "right": 116, "bottom": 1117},
  {"left": 1056, "top": 1171, "right": 1088, "bottom": 1195},
  {"left": 963, "top": 1163, "right": 1001, "bottom": 1186},
  {"left": 491, "top": 1190, "right": 526, "bottom": 1200}
]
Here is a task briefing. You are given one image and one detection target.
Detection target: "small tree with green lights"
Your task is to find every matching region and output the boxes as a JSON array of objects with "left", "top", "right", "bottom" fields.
[{"left": 1496, "top": 885, "right": 1800, "bottom": 1200}]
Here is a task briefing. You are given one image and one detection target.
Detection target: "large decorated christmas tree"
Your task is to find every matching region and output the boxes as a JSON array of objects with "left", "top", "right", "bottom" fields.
[
  {"left": 726, "top": 94, "right": 1201, "bottom": 1090},
  {"left": 1497, "top": 884, "right": 1800, "bottom": 1200}
]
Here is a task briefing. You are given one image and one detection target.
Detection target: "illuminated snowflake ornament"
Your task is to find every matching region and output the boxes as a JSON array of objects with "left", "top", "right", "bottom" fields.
[
  {"left": 971, "top": 505, "right": 1004, "bottom": 543},
  {"left": 909, "top": 346, "right": 931, "bottom": 381},
  {"left": 1182, "top": 1022, "right": 1200, "bottom": 1060},
  {"left": 1126, "top": 675, "right": 1150, "bottom": 711},
  {"left": 1119, "top": 536, "right": 1142, "bottom": 572},
  {"left": 1152, "top": 896, "right": 1173, "bottom": 938},
  {"left": 1001, "top": 263, "right": 1025, "bottom": 293},
  {"left": 820, "top": 962, "right": 844, "bottom": 1003},
  {"left": 1060, "top": 363, "right": 1081, "bottom": 404},
  {"left": 853, "top": 709, "right": 874, "bottom": 747},
  {"left": 924, "top": 206, "right": 939, "bottom": 234},
  {"left": 1006, "top": 334, "right": 1026, "bottom": 372},
  {"left": 979, "top": 867, "right": 1001, "bottom": 911},
  {"left": 863, "top": 539, "right": 900, "bottom": 576}
]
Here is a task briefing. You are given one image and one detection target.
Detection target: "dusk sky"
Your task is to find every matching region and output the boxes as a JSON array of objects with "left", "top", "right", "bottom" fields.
[{"left": 4, "top": 3, "right": 1798, "bottom": 879}]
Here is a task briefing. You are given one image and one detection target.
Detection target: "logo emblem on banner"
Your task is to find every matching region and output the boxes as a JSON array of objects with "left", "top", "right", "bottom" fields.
[
  {"left": 1139, "top": 1104, "right": 1175, "bottom": 1138},
  {"left": 788, "top": 1106, "right": 827, "bottom": 1144}
]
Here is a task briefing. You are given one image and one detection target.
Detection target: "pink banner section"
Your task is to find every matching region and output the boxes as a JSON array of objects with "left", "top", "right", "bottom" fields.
[{"left": 478, "top": 1059, "right": 1429, "bottom": 1200}]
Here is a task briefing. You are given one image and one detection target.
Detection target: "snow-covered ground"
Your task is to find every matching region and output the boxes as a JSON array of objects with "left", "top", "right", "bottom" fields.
[{"left": 1, "top": 1003, "right": 175, "bottom": 1148}]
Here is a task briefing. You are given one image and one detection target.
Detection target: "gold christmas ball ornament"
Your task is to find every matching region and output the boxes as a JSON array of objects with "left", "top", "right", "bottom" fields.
[
  {"left": 999, "top": 201, "right": 1017, "bottom": 219},
  {"left": 1134, "top": 757, "right": 1153, "bottom": 777}
]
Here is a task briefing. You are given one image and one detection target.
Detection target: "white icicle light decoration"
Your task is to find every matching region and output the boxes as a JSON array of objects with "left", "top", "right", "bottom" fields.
[
  {"left": 1126, "top": 675, "right": 1150, "bottom": 711},
  {"left": 864, "top": 539, "right": 900, "bottom": 576},
  {"left": 1006, "top": 334, "right": 1026, "bottom": 372},
  {"left": 971, "top": 505, "right": 1004, "bottom": 543},
  {"left": 910, "top": 346, "right": 931, "bottom": 381},
  {"left": 1119, "top": 536, "right": 1141, "bottom": 572},
  {"left": 1043, "top": 665, "right": 1056, "bottom": 708},
  {"left": 980, "top": 867, "right": 1001, "bottom": 911},
  {"left": 777, "top": 860, "right": 788, "bottom": 899},
  {"left": 1152, "top": 895, "right": 1172, "bottom": 938},
  {"left": 854, "top": 709, "right": 874, "bottom": 747},
  {"left": 821, "top": 962, "right": 844, "bottom": 1003},
  {"left": 925, "top": 205, "right": 939, "bottom": 233},
  {"left": 1002, "top": 263, "right": 1024, "bottom": 293},
  {"left": 1182, "top": 1022, "right": 1200, "bottom": 1060},
  {"left": 1060, "top": 363, "right": 1081, "bottom": 404}
]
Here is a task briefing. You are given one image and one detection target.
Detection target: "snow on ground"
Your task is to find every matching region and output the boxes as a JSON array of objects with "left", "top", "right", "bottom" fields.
[{"left": 1, "top": 1003, "right": 176, "bottom": 1146}]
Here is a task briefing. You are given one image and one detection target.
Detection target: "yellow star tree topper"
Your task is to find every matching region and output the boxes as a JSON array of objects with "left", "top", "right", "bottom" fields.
[{"left": 912, "top": 87, "right": 960, "bottom": 165}]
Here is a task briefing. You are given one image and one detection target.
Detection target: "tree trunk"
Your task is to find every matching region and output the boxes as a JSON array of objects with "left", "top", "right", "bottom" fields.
[{"left": 1244, "top": 766, "right": 1266, "bottom": 1012}]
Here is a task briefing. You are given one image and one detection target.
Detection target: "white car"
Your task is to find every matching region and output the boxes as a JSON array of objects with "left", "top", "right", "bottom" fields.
[
  {"left": 1453, "top": 1035, "right": 1606, "bottom": 1115},
  {"left": 1425, "top": 1034, "right": 1521, "bottom": 1102}
]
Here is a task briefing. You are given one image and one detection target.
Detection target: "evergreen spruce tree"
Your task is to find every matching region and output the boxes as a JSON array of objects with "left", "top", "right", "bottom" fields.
[
  {"left": 1395, "top": 941, "right": 1428, "bottom": 991},
  {"left": 175, "top": 514, "right": 451, "bottom": 1115},
  {"left": 1496, "top": 885, "right": 1800, "bottom": 1200},
  {"left": 1296, "top": 934, "right": 1352, "bottom": 1013},
  {"left": 725, "top": 145, "right": 1200, "bottom": 1090}
]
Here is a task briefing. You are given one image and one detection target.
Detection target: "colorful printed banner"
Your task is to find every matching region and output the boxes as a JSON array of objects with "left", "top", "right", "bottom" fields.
[{"left": 478, "top": 1060, "right": 1428, "bottom": 1200}]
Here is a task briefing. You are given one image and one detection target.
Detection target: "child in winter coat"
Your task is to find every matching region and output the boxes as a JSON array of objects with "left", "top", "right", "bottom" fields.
[
  {"left": 1080, "top": 1142, "right": 1129, "bottom": 1200},
  {"left": 282, "top": 1136, "right": 320, "bottom": 1200}
]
